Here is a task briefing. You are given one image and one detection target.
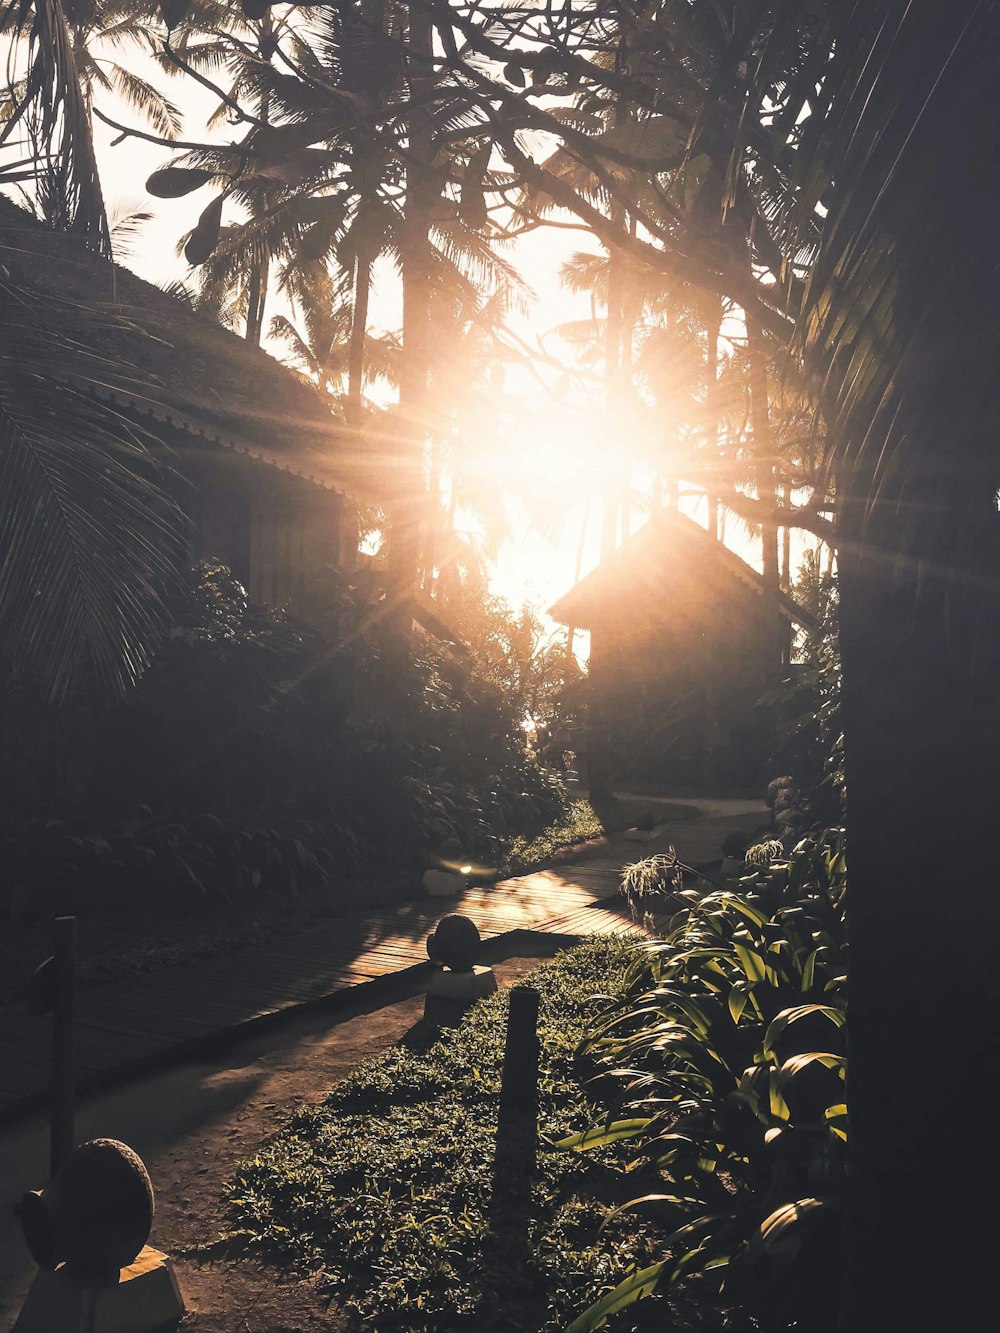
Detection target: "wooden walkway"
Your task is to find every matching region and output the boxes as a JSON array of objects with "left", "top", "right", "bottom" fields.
[{"left": 0, "top": 809, "right": 762, "bottom": 1120}]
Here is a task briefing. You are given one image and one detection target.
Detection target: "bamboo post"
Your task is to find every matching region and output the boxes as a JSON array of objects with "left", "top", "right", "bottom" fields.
[{"left": 51, "top": 915, "right": 76, "bottom": 1177}]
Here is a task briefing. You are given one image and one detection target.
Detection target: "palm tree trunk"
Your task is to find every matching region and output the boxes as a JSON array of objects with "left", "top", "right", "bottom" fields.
[
  {"left": 780, "top": 484, "right": 792, "bottom": 589},
  {"left": 347, "top": 254, "right": 371, "bottom": 431},
  {"left": 601, "top": 226, "right": 624, "bottom": 559},
  {"left": 245, "top": 41, "right": 271, "bottom": 348},
  {"left": 746, "top": 311, "right": 783, "bottom": 675},
  {"left": 705, "top": 300, "right": 723, "bottom": 539},
  {"left": 245, "top": 260, "right": 267, "bottom": 345},
  {"left": 393, "top": 0, "right": 436, "bottom": 599},
  {"left": 566, "top": 496, "right": 591, "bottom": 662}
]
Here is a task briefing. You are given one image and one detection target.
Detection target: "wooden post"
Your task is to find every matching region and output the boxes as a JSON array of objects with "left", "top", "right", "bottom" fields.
[
  {"left": 492, "top": 986, "right": 540, "bottom": 1212},
  {"left": 51, "top": 915, "right": 76, "bottom": 1177}
]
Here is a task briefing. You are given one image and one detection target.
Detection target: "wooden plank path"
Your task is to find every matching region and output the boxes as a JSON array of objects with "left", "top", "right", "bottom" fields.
[{"left": 0, "top": 808, "right": 763, "bottom": 1120}]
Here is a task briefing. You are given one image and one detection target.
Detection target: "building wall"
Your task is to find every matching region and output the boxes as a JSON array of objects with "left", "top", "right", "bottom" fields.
[
  {"left": 158, "top": 428, "right": 355, "bottom": 622},
  {"left": 590, "top": 575, "right": 785, "bottom": 787}
]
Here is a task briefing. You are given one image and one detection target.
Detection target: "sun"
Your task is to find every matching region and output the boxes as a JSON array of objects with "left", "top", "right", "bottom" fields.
[{"left": 478, "top": 404, "right": 608, "bottom": 617}]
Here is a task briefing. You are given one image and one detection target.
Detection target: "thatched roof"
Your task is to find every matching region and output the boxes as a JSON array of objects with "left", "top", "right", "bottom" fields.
[
  {"left": 0, "top": 195, "right": 376, "bottom": 497},
  {"left": 549, "top": 509, "right": 813, "bottom": 629}
]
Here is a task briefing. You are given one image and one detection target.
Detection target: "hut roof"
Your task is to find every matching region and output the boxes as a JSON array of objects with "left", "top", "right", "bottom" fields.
[
  {"left": 0, "top": 196, "right": 377, "bottom": 497},
  {"left": 548, "top": 509, "right": 814, "bottom": 629}
]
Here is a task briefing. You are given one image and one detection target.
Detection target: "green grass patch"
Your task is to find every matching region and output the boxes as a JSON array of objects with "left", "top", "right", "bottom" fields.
[
  {"left": 496, "top": 800, "right": 607, "bottom": 877},
  {"left": 226, "top": 935, "right": 664, "bottom": 1331}
]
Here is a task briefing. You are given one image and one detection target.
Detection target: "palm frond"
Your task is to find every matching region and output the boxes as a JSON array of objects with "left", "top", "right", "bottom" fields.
[
  {"left": 0, "top": 0, "right": 109, "bottom": 250},
  {"left": 0, "top": 275, "right": 184, "bottom": 699},
  {"left": 108, "top": 65, "right": 183, "bottom": 138}
]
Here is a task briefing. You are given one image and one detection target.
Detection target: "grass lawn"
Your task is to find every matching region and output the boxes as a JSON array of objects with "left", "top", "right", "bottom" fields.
[{"left": 225, "top": 934, "right": 672, "bottom": 1332}]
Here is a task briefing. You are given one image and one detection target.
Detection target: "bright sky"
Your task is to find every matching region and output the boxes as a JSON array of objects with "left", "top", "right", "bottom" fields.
[{"left": 84, "top": 63, "right": 799, "bottom": 635}]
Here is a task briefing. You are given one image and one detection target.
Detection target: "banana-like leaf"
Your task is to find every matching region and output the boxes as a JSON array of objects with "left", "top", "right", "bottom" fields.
[
  {"left": 762, "top": 1004, "right": 846, "bottom": 1059},
  {"left": 549, "top": 1118, "right": 653, "bottom": 1152},
  {"left": 564, "top": 1260, "right": 667, "bottom": 1333}
]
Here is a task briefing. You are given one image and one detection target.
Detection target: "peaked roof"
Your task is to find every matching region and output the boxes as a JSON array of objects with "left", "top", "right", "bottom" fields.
[
  {"left": 0, "top": 195, "right": 375, "bottom": 497},
  {"left": 548, "top": 509, "right": 813, "bottom": 629}
]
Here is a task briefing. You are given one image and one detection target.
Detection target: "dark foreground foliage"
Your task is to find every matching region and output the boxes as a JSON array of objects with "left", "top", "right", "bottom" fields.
[{"left": 0, "top": 562, "right": 570, "bottom": 923}]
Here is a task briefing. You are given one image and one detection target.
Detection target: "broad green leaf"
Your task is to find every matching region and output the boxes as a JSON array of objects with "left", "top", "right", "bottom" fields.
[
  {"left": 728, "top": 982, "right": 750, "bottom": 1024},
  {"left": 733, "top": 940, "right": 767, "bottom": 983},
  {"left": 763, "top": 1005, "right": 846, "bottom": 1058},
  {"left": 550, "top": 1118, "right": 652, "bottom": 1152},
  {"left": 722, "top": 895, "right": 770, "bottom": 927},
  {"left": 565, "top": 1261, "right": 667, "bottom": 1332},
  {"left": 777, "top": 1052, "right": 847, "bottom": 1094},
  {"left": 825, "top": 1103, "right": 849, "bottom": 1141},
  {"left": 759, "top": 1196, "right": 836, "bottom": 1243}
]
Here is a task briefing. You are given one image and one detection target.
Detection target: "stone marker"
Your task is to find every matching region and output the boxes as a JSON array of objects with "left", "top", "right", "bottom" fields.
[
  {"left": 13, "top": 1139, "right": 185, "bottom": 1333},
  {"left": 424, "top": 914, "right": 496, "bottom": 1022}
]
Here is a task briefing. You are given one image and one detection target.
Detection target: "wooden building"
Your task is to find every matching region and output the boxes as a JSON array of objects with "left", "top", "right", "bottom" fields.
[
  {"left": 549, "top": 509, "right": 811, "bottom": 789},
  {"left": 0, "top": 196, "right": 368, "bottom": 621}
]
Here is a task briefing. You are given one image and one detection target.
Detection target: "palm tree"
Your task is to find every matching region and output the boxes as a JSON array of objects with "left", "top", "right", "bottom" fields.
[
  {"left": 267, "top": 257, "right": 398, "bottom": 401},
  {"left": 0, "top": 0, "right": 183, "bottom": 700},
  {"left": 0, "top": 0, "right": 109, "bottom": 245}
]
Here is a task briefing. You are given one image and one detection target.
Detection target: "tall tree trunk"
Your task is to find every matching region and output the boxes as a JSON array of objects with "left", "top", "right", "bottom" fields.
[
  {"left": 601, "top": 227, "right": 624, "bottom": 559},
  {"left": 705, "top": 299, "right": 722, "bottom": 539},
  {"left": 245, "top": 25, "right": 271, "bottom": 348},
  {"left": 746, "top": 311, "right": 784, "bottom": 675},
  {"left": 347, "top": 254, "right": 371, "bottom": 432},
  {"left": 780, "top": 483, "right": 792, "bottom": 589},
  {"left": 566, "top": 496, "right": 591, "bottom": 662},
  {"left": 392, "top": 0, "right": 436, "bottom": 599},
  {"left": 244, "top": 260, "right": 267, "bottom": 345}
]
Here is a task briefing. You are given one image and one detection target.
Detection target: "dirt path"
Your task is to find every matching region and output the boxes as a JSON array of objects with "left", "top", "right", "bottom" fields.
[{"left": 0, "top": 948, "right": 562, "bottom": 1332}]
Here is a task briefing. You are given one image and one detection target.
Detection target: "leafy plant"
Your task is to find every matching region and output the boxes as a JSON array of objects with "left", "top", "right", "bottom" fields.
[
  {"left": 497, "top": 800, "right": 605, "bottom": 878},
  {"left": 0, "top": 806, "right": 351, "bottom": 922},
  {"left": 560, "top": 832, "right": 848, "bottom": 1331},
  {"left": 619, "top": 850, "right": 686, "bottom": 929}
]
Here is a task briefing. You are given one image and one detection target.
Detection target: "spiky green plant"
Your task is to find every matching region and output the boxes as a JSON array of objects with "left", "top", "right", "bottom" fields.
[{"left": 559, "top": 831, "right": 848, "bottom": 1331}]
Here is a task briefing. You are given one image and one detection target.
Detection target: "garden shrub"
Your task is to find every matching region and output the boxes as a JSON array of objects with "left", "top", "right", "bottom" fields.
[
  {"left": 560, "top": 831, "right": 848, "bottom": 1332},
  {"left": 760, "top": 555, "right": 843, "bottom": 825},
  {"left": 1, "top": 563, "right": 572, "bottom": 918},
  {"left": 0, "top": 807, "right": 350, "bottom": 922}
]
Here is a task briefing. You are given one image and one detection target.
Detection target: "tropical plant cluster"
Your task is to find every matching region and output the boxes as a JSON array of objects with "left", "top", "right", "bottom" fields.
[
  {"left": 762, "top": 556, "right": 844, "bottom": 822},
  {"left": 0, "top": 561, "right": 572, "bottom": 921},
  {"left": 561, "top": 831, "right": 848, "bottom": 1330},
  {"left": 0, "top": 806, "right": 340, "bottom": 924}
]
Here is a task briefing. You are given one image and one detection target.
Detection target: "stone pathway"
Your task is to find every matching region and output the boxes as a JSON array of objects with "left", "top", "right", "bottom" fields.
[{"left": 0, "top": 802, "right": 765, "bottom": 1121}]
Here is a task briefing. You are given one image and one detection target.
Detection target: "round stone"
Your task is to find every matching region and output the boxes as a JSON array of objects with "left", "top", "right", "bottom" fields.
[{"left": 426, "top": 914, "right": 481, "bottom": 972}]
